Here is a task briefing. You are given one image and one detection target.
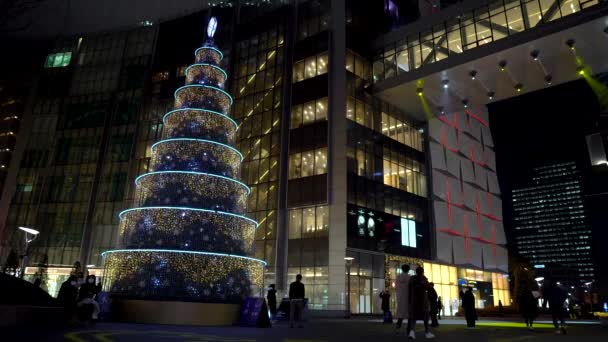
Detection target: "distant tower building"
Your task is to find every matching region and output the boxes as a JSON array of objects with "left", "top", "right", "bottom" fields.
[{"left": 511, "top": 162, "right": 595, "bottom": 286}]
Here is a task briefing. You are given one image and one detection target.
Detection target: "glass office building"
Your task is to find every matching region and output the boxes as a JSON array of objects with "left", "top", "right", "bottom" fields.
[{"left": 512, "top": 162, "right": 595, "bottom": 286}]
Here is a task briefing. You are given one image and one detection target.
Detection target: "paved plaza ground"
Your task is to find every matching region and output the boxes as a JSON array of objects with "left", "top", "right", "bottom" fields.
[{"left": 6, "top": 318, "right": 607, "bottom": 342}]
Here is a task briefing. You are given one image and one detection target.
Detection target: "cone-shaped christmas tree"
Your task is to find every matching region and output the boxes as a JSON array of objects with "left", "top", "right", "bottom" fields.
[{"left": 102, "top": 17, "right": 265, "bottom": 305}]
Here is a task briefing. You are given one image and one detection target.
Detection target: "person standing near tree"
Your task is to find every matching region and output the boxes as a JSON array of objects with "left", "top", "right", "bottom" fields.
[
  {"left": 395, "top": 264, "right": 411, "bottom": 334},
  {"left": 289, "top": 274, "right": 305, "bottom": 328},
  {"left": 267, "top": 284, "right": 277, "bottom": 320},
  {"left": 518, "top": 287, "right": 538, "bottom": 330}
]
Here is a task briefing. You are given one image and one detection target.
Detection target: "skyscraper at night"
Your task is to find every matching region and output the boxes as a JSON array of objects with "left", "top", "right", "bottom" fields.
[
  {"left": 2, "top": 0, "right": 608, "bottom": 316},
  {"left": 511, "top": 162, "right": 594, "bottom": 286}
]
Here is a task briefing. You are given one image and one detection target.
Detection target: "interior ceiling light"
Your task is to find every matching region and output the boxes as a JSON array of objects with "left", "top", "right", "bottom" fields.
[
  {"left": 469, "top": 70, "right": 477, "bottom": 80},
  {"left": 499, "top": 60, "right": 507, "bottom": 71}
]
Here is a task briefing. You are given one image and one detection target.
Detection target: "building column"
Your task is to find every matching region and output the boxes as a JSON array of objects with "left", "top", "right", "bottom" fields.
[{"left": 327, "top": 0, "right": 347, "bottom": 313}]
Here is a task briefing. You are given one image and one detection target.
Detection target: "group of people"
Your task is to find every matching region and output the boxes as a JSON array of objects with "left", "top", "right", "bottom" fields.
[
  {"left": 57, "top": 274, "right": 102, "bottom": 321},
  {"left": 265, "top": 274, "right": 307, "bottom": 328},
  {"left": 518, "top": 279, "right": 569, "bottom": 334},
  {"left": 393, "top": 264, "right": 437, "bottom": 339}
]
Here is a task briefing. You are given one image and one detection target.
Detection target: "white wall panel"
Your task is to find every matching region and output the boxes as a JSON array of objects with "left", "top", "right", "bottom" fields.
[
  {"left": 482, "top": 245, "right": 497, "bottom": 270},
  {"left": 479, "top": 216, "right": 493, "bottom": 241},
  {"left": 452, "top": 236, "right": 468, "bottom": 265},
  {"left": 432, "top": 170, "right": 447, "bottom": 200},
  {"left": 468, "top": 117, "right": 481, "bottom": 140},
  {"left": 468, "top": 239, "right": 483, "bottom": 268},
  {"left": 456, "top": 112, "right": 470, "bottom": 134},
  {"left": 485, "top": 148, "right": 496, "bottom": 170},
  {"left": 496, "top": 246, "right": 508, "bottom": 272},
  {"left": 461, "top": 157, "right": 475, "bottom": 183},
  {"left": 462, "top": 182, "right": 476, "bottom": 210},
  {"left": 429, "top": 118, "right": 444, "bottom": 143},
  {"left": 445, "top": 125, "right": 458, "bottom": 150},
  {"left": 434, "top": 202, "right": 450, "bottom": 229},
  {"left": 474, "top": 164, "right": 487, "bottom": 190},
  {"left": 478, "top": 189, "right": 489, "bottom": 214},
  {"left": 487, "top": 171, "right": 500, "bottom": 195},
  {"left": 430, "top": 141, "right": 447, "bottom": 170},
  {"left": 458, "top": 133, "right": 471, "bottom": 155},
  {"left": 451, "top": 206, "right": 464, "bottom": 234},
  {"left": 446, "top": 150, "right": 460, "bottom": 177},
  {"left": 493, "top": 221, "right": 507, "bottom": 245},
  {"left": 481, "top": 125, "right": 494, "bottom": 148},
  {"left": 471, "top": 139, "right": 484, "bottom": 164},
  {"left": 436, "top": 233, "right": 453, "bottom": 264}
]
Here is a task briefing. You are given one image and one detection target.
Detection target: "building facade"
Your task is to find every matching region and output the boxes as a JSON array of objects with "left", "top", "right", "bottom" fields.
[
  {"left": 6, "top": 0, "right": 607, "bottom": 312},
  {"left": 512, "top": 162, "right": 594, "bottom": 286}
]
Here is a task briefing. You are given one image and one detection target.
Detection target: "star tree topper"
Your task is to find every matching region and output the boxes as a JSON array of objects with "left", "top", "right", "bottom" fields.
[{"left": 207, "top": 17, "right": 218, "bottom": 39}]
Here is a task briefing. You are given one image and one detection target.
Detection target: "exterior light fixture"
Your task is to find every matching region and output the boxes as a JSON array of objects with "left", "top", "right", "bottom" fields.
[
  {"left": 515, "top": 83, "right": 523, "bottom": 92},
  {"left": 469, "top": 70, "right": 477, "bottom": 80},
  {"left": 487, "top": 91, "right": 495, "bottom": 100},
  {"left": 499, "top": 60, "right": 507, "bottom": 71},
  {"left": 416, "top": 88, "right": 423, "bottom": 96},
  {"left": 437, "top": 106, "right": 445, "bottom": 115},
  {"left": 462, "top": 99, "right": 469, "bottom": 108},
  {"left": 545, "top": 75, "right": 553, "bottom": 85},
  {"left": 577, "top": 66, "right": 585, "bottom": 75},
  {"left": 442, "top": 80, "right": 449, "bottom": 89},
  {"left": 530, "top": 50, "right": 539, "bottom": 61},
  {"left": 566, "top": 39, "right": 575, "bottom": 50}
]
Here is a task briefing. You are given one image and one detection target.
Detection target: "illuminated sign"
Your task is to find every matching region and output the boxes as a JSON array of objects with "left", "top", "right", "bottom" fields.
[{"left": 400, "top": 218, "right": 416, "bottom": 248}]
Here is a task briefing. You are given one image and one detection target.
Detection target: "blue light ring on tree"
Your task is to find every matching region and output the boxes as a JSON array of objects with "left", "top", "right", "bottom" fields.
[
  {"left": 185, "top": 63, "right": 228, "bottom": 84},
  {"left": 174, "top": 85, "right": 233, "bottom": 106},
  {"left": 195, "top": 46, "right": 223, "bottom": 61},
  {"left": 162, "top": 108, "right": 238, "bottom": 130},
  {"left": 135, "top": 170, "right": 250, "bottom": 194},
  {"left": 118, "top": 206, "right": 259, "bottom": 228},
  {"left": 117, "top": 208, "right": 257, "bottom": 255},
  {"left": 151, "top": 138, "right": 243, "bottom": 162}
]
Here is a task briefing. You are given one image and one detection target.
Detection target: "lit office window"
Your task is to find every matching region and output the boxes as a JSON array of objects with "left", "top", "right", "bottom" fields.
[
  {"left": 45, "top": 52, "right": 72, "bottom": 68},
  {"left": 293, "top": 52, "right": 328, "bottom": 82},
  {"left": 288, "top": 147, "right": 327, "bottom": 179},
  {"left": 291, "top": 97, "right": 327, "bottom": 128}
]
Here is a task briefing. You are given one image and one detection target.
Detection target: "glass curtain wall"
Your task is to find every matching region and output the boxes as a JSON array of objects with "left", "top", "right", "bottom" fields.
[
  {"left": 4, "top": 28, "right": 155, "bottom": 270},
  {"left": 231, "top": 24, "right": 286, "bottom": 287},
  {"left": 373, "top": 0, "right": 600, "bottom": 82}
]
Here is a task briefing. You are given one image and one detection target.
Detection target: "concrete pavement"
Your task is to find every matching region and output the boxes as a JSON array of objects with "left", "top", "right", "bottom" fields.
[{"left": 6, "top": 317, "right": 607, "bottom": 341}]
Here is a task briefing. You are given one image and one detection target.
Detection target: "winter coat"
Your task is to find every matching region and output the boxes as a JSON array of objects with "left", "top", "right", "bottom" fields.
[
  {"left": 395, "top": 273, "right": 410, "bottom": 319},
  {"left": 408, "top": 275, "right": 430, "bottom": 319},
  {"left": 379, "top": 291, "right": 391, "bottom": 312},
  {"left": 428, "top": 286, "right": 438, "bottom": 312},
  {"left": 518, "top": 289, "right": 538, "bottom": 318}
]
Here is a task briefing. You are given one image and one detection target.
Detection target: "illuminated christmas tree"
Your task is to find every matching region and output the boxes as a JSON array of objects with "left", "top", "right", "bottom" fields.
[{"left": 102, "top": 17, "right": 265, "bottom": 304}]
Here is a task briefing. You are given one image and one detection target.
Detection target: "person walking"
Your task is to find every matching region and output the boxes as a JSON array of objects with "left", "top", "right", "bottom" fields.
[
  {"left": 428, "top": 282, "right": 439, "bottom": 327},
  {"left": 267, "top": 284, "right": 277, "bottom": 320},
  {"left": 543, "top": 280, "right": 567, "bottom": 335},
  {"left": 518, "top": 288, "right": 538, "bottom": 330},
  {"left": 395, "top": 264, "right": 411, "bottom": 334},
  {"left": 408, "top": 266, "right": 435, "bottom": 339},
  {"left": 289, "top": 274, "right": 305, "bottom": 328},
  {"left": 380, "top": 289, "right": 392, "bottom": 323},
  {"left": 462, "top": 287, "right": 477, "bottom": 329}
]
